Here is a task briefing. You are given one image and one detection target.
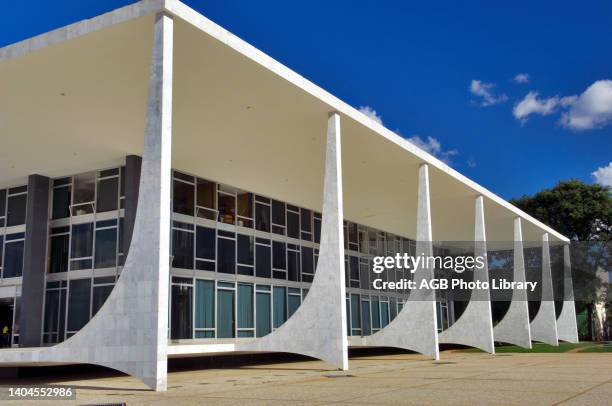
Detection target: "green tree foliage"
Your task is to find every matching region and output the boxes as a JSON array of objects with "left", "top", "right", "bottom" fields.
[{"left": 511, "top": 180, "right": 611, "bottom": 339}]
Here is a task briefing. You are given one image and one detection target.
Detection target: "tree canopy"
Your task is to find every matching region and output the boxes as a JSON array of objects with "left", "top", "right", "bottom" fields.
[{"left": 511, "top": 179, "right": 611, "bottom": 242}]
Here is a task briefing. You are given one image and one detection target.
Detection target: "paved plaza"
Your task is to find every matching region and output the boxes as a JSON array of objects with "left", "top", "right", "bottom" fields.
[{"left": 1, "top": 350, "right": 610, "bottom": 405}]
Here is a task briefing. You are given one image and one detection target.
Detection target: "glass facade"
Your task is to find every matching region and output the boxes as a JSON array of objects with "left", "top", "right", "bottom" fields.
[
  {"left": 0, "top": 164, "right": 451, "bottom": 346},
  {"left": 42, "top": 168, "right": 124, "bottom": 344}
]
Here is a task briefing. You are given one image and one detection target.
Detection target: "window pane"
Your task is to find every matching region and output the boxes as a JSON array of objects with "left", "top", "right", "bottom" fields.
[
  {"left": 237, "top": 234, "right": 254, "bottom": 265},
  {"left": 372, "top": 299, "right": 381, "bottom": 329},
  {"left": 97, "top": 177, "right": 118, "bottom": 213},
  {"left": 3, "top": 241, "right": 24, "bottom": 277},
  {"left": 52, "top": 186, "right": 71, "bottom": 219},
  {"left": 173, "top": 180, "right": 194, "bottom": 216},
  {"left": 237, "top": 192, "right": 253, "bottom": 226},
  {"left": 196, "top": 226, "right": 215, "bottom": 260},
  {"left": 361, "top": 301, "right": 371, "bottom": 336},
  {"left": 273, "top": 287, "right": 286, "bottom": 328},
  {"left": 218, "top": 193, "right": 235, "bottom": 224},
  {"left": 381, "top": 302, "right": 390, "bottom": 327},
  {"left": 300, "top": 209, "right": 312, "bottom": 232},
  {"left": 351, "top": 294, "right": 361, "bottom": 330},
  {"left": 217, "top": 238, "right": 236, "bottom": 274},
  {"left": 195, "top": 280, "right": 214, "bottom": 329},
  {"left": 301, "top": 246, "right": 313, "bottom": 277},
  {"left": 271, "top": 200, "right": 285, "bottom": 226},
  {"left": 171, "top": 284, "right": 193, "bottom": 339},
  {"left": 49, "top": 234, "right": 69, "bottom": 273},
  {"left": 92, "top": 285, "right": 114, "bottom": 317},
  {"left": 288, "top": 250, "right": 300, "bottom": 281},
  {"left": 172, "top": 229, "right": 194, "bottom": 269},
  {"left": 255, "top": 244, "right": 271, "bottom": 278},
  {"left": 238, "top": 283, "right": 254, "bottom": 329},
  {"left": 6, "top": 194, "right": 27, "bottom": 226},
  {"left": 288, "top": 294, "right": 301, "bottom": 318},
  {"left": 217, "top": 289, "right": 235, "bottom": 338},
  {"left": 71, "top": 223, "right": 93, "bottom": 259},
  {"left": 43, "top": 289, "right": 60, "bottom": 335},
  {"left": 0, "top": 189, "right": 5, "bottom": 217},
  {"left": 287, "top": 211, "right": 299, "bottom": 239},
  {"left": 256, "top": 292, "right": 271, "bottom": 337},
  {"left": 95, "top": 228, "right": 117, "bottom": 268},
  {"left": 272, "top": 241, "right": 286, "bottom": 270},
  {"left": 196, "top": 178, "right": 216, "bottom": 209},
  {"left": 255, "top": 202, "right": 270, "bottom": 232},
  {"left": 67, "top": 278, "right": 91, "bottom": 331},
  {"left": 73, "top": 172, "right": 95, "bottom": 206}
]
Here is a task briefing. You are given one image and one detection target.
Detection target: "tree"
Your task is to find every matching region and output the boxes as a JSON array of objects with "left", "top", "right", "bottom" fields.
[{"left": 511, "top": 180, "right": 611, "bottom": 340}]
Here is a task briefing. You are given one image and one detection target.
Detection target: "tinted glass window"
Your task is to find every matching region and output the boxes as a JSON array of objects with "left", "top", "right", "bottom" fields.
[
  {"left": 173, "top": 180, "right": 194, "bottom": 216},
  {"left": 287, "top": 211, "right": 299, "bottom": 239},
  {"left": 95, "top": 228, "right": 117, "bottom": 268},
  {"left": 288, "top": 250, "right": 300, "bottom": 281},
  {"left": 172, "top": 229, "right": 194, "bottom": 269},
  {"left": 237, "top": 234, "right": 254, "bottom": 265},
  {"left": 272, "top": 241, "right": 286, "bottom": 270},
  {"left": 92, "top": 285, "right": 113, "bottom": 317},
  {"left": 67, "top": 278, "right": 91, "bottom": 331},
  {"left": 0, "top": 189, "right": 5, "bottom": 217},
  {"left": 52, "top": 186, "right": 71, "bottom": 219},
  {"left": 272, "top": 200, "right": 285, "bottom": 226},
  {"left": 255, "top": 244, "right": 271, "bottom": 278},
  {"left": 49, "top": 234, "right": 69, "bottom": 273},
  {"left": 196, "top": 226, "right": 215, "bottom": 260},
  {"left": 6, "top": 194, "right": 27, "bottom": 226},
  {"left": 3, "top": 240, "right": 24, "bottom": 277},
  {"left": 255, "top": 202, "right": 270, "bottom": 232},
  {"left": 71, "top": 223, "right": 93, "bottom": 259},
  {"left": 218, "top": 237, "right": 236, "bottom": 274},
  {"left": 97, "top": 177, "right": 118, "bottom": 212}
]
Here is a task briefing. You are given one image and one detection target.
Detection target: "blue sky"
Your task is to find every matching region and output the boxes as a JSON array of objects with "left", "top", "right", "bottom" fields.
[{"left": 3, "top": 1, "right": 611, "bottom": 199}]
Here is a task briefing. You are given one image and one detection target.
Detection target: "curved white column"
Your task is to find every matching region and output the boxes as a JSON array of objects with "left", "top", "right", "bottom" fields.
[
  {"left": 364, "top": 163, "right": 439, "bottom": 360},
  {"left": 493, "top": 217, "right": 532, "bottom": 348},
  {"left": 235, "top": 112, "right": 348, "bottom": 370},
  {"left": 530, "top": 233, "right": 559, "bottom": 346},
  {"left": 438, "top": 196, "right": 495, "bottom": 353},
  {"left": 556, "top": 244, "right": 579, "bottom": 343},
  {"left": 0, "top": 12, "right": 173, "bottom": 391}
]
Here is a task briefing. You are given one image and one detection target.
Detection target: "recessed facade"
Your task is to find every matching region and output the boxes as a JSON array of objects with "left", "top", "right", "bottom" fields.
[{"left": 0, "top": 0, "right": 578, "bottom": 391}]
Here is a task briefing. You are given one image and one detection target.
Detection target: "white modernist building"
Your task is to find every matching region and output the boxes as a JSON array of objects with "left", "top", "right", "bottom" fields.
[{"left": 0, "top": 0, "right": 578, "bottom": 391}]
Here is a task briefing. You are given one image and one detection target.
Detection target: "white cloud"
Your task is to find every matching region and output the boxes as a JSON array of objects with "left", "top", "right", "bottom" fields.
[
  {"left": 512, "top": 91, "right": 576, "bottom": 121},
  {"left": 470, "top": 80, "right": 508, "bottom": 106},
  {"left": 560, "top": 80, "right": 612, "bottom": 130},
  {"left": 466, "top": 156, "right": 477, "bottom": 168},
  {"left": 358, "top": 105, "right": 383, "bottom": 125},
  {"left": 407, "top": 135, "right": 458, "bottom": 164},
  {"left": 593, "top": 162, "right": 612, "bottom": 187},
  {"left": 513, "top": 73, "right": 530, "bottom": 84}
]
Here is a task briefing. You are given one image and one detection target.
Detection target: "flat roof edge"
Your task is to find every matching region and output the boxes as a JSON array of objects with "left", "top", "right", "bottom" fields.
[
  {"left": 0, "top": 0, "right": 164, "bottom": 62},
  {"left": 165, "top": 1, "right": 569, "bottom": 242}
]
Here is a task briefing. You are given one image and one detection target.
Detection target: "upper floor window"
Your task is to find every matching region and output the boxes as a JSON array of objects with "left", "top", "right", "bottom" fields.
[
  {"left": 51, "top": 168, "right": 122, "bottom": 219},
  {"left": 3, "top": 186, "right": 28, "bottom": 227}
]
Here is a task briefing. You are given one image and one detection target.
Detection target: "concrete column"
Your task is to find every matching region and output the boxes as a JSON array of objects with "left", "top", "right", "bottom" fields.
[
  {"left": 493, "top": 217, "right": 532, "bottom": 348},
  {"left": 363, "top": 163, "right": 439, "bottom": 360},
  {"left": 438, "top": 195, "right": 495, "bottom": 353},
  {"left": 530, "top": 233, "right": 559, "bottom": 346},
  {"left": 236, "top": 112, "right": 349, "bottom": 370},
  {"left": 556, "top": 244, "right": 579, "bottom": 343},
  {"left": 0, "top": 12, "right": 174, "bottom": 391},
  {"left": 123, "top": 155, "right": 142, "bottom": 258},
  {"left": 19, "top": 175, "right": 50, "bottom": 347}
]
